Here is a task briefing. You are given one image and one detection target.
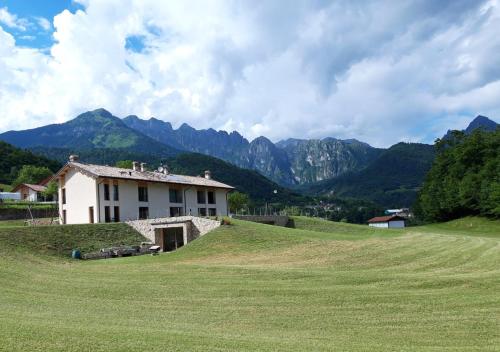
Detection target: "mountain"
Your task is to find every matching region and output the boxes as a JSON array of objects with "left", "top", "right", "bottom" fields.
[
  {"left": 443, "top": 115, "right": 498, "bottom": 140},
  {"left": 301, "top": 143, "right": 436, "bottom": 208},
  {"left": 123, "top": 115, "right": 381, "bottom": 185},
  {"left": 276, "top": 138, "right": 383, "bottom": 184},
  {"left": 0, "top": 109, "right": 179, "bottom": 157},
  {"left": 0, "top": 141, "right": 61, "bottom": 184},
  {"left": 166, "top": 153, "right": 307, "bottom": 205}
]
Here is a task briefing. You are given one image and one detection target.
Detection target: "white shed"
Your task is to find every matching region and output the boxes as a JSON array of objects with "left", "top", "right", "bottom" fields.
[{"left": 368, "top": 215, "right": 405, "bottom": 228}]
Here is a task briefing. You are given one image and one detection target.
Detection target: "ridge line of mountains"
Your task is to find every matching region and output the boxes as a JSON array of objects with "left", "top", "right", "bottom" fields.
[{"left": 0, "top": 108, "right": 497, "bottom": 207}]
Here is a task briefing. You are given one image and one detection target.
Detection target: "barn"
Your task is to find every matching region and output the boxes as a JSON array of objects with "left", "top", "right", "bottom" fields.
[{"left": 368, "top": 215, "right": 406, "bottom": 228}]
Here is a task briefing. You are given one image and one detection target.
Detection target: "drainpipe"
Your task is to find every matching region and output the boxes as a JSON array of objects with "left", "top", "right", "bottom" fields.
[
  {"left": 96, "top": 179, "right": 104, "bottom": 223},
  {"left": 183, "top": 186, "right": 193, "bottom": 216}
]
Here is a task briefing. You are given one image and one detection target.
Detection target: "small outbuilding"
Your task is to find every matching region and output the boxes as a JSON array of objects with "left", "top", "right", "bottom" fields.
[
  {"left": 11, "top": 183, "right": 47, "bottom": 202},
  {"left": 368, "top": 215, "right": 405, "bottom": 228}
]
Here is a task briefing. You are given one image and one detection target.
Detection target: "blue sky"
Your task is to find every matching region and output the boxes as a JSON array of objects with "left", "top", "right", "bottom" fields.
[
  {"left": 0, "top": 0, "right": 499, "bottom": 147},
  {"left": 0, "top": 0, "right": 83, "bottom": 48}
]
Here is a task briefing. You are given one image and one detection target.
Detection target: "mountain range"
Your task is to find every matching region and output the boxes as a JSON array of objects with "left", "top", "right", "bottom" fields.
[
  {"left": 123, "top": 114, "right": 382, "bottom": 185},
  {"left": 0, "top": 109, "right": 497, "bottom": 207}
]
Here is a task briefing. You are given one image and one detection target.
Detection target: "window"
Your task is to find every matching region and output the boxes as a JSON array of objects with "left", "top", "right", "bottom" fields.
[
  {"left": 170, "top": 207, "right": 183, "bottom": 217},
  {"left": 139, "top": 207, "right": 149, "bottom": 220},
  {"left": 113, "top": 184, "right": 119, "bottom": 201},
  {"left": 207, "top": 191, "right": 216, "bottom": 204},
  {"left": 62, "top": 210, "right": 67, "bottom": 224},
  {"left": 198, "top": 208, "right": 207, "bottom": 216},
  {"left": 197, "top": 190, "right": 206, "bottom": 204},
  {"left": 62, "top": 188, "right": 66, "bottom": 204},
  {"left": 169, "top": 188, "right": 183, "bottom": 203},
  {"left": 114, "top": 206, "right": 120, "bottom": 222},
  {"left": 89, "top": 207, "right": 94, "bottom": 224},
  {"left": 208, "top": 208, "right": 216, "bottom": 216},
  {"left": 104, "top": 206, "right": 111, "bottom": 223},
  {"left": 138, "top": 186, "right": 148, "bottom": 202},
  {"left": 104, "top": 184, "right": 110, "bottom": 201}
]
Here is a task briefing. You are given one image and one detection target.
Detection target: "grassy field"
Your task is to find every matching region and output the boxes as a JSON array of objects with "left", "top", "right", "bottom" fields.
[{"left": 0, "top": 217, "right": 499, "bottom": 351}]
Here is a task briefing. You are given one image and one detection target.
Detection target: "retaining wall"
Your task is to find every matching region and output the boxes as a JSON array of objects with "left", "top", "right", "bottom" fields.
[
  {"left": 232, "top": 215, "right": 293, "bottom": 227},
  {"left": 126, "top": 216, "right": 221, "bottom": 243}
]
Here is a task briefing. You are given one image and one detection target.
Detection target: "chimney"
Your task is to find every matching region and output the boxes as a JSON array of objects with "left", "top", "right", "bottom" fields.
[
  {"left": 132, "top": 161, "right": 139, "bottom": 171},
  {"left": 69, "top": 155, "right": 79, "bottom": 162},
  {"left": 204, "top": 170, "right": 211, "bottom": 180},
  {"left": 163, "top": 164, "right": 169, "bottom": 175},
  {"left": 140, "top": 162, "right": 147, "bottom": 172}
]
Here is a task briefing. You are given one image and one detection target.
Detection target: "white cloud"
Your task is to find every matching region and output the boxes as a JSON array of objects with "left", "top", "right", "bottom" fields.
[
  {"left": 36, "top": 17, "right": 51, "bottom": 31},
  {"left": 0, "top": 0, "right": 499, "bottom": 147},
  {"left": 0, "top": 7, "right": 29, "bottom": 31}
]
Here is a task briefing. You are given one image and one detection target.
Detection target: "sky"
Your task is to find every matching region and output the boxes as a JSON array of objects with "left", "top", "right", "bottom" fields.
[{"left": 0, "top": 0, "right": 499, "bottom": 147}]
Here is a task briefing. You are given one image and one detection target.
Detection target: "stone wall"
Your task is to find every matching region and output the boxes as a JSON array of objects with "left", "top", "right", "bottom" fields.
[{"left": 126, "top": 216, "right": 221, "bottom": 244}]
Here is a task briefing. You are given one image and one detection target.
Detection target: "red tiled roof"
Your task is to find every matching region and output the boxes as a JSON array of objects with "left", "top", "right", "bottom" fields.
[
  {"left": 12, "top": 183, "right": 47, "bottom": 193},
  {"left": 368, "top": 215, "right": 404, "bottom": 223}
]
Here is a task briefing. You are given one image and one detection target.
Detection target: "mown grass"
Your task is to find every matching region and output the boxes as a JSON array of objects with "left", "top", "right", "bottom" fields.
[
  {"left": 0, "top": 217, "right": 499, "bottom": 351},
  {"left": 0, "top": 223, "right": 146, "bottom": 257}
]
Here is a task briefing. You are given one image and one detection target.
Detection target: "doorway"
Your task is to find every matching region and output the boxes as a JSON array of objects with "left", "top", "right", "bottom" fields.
[{"left": 162, "top": 227, "right": 184, "bottom": 252}]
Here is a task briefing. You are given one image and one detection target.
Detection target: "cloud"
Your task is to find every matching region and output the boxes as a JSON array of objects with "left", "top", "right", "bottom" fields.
[
  {"left": 36, "top": 17, "right": 51, "bottom": 31},
  {"left": 0, "top": 7, "right": 29, "bottom": 31},
  {"left": 0, "top": 0, "right": 499, "bottom": 147}
]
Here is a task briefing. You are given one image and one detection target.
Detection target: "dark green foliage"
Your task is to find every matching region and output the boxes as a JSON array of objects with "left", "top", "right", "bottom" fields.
[
  {"left": 306, "top": 197, "right": 384, "bottom": 224},
  {"left": 0, "top": 141, "right": 61, "bottom": 184},
  {"left": 415, "top": 129, "right": 500, "bottom": 221},
  {"left": 301, "top": 143, "right": 436, "bottom": 208},
  {"left": 115, "top": 160, "right": 133, "bottom": 169},
  {"left": 13, "top": 165, "right": 53, "bottom": 186},
  {"left": 42, "top": 181, "right": 58, "bottom": 198},
  {"left": 228, "top": 191, "right": 250, "bottom": 212}
]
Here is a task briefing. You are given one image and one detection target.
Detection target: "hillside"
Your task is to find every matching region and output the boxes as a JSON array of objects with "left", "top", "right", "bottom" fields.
[
  {"left": 24, "top": 148, "right": 306, "bottom": 205},
  {"left": 0, "top": 141, "right": 61, "bottom": 184},
  {"left": 0, "top": 109, "right": 179, "bottom": 157},
  {"left": 0, "top": 217, "right": 498, "bottom": 351},
  {"left": 166, "top": 153, "right": 308, "bottom": 204},
  {"left": 302, "top": 143, "right": 436, "bottom": 207}
]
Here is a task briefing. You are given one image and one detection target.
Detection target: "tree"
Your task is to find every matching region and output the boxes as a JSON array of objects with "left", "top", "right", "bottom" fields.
[
  {"left": 228, "top": 191, "right": 249, "bottom": 213},
  {"left": 115, "top": 160, "right": 133, "bottom": 169},
  {"left": 415, "top": 129, "right": 499, "bottom": 221},
  {"left": 42, "top": 180, "right": 58, "bottom": 201},
  {"left": 12, "top": 165, "right": 52, "bottom": 187}
]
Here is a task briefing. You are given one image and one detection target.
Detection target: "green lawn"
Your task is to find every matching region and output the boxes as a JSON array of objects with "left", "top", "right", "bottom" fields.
[{"left": 0, "top": 217, "right": 499, "bottom": 351}]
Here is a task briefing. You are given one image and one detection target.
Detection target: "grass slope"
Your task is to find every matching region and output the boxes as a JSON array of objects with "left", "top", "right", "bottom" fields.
[
  {"left": 0, "top": 223, "right": 146, "bottom": 257},
  {"left": 0, "top": 217, "right": 499, "bottom": 351}
]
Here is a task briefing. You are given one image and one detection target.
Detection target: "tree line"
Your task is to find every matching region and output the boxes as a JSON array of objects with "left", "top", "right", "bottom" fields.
[{"left": 415, "top": 129, "right": 499, "bottom": 221}]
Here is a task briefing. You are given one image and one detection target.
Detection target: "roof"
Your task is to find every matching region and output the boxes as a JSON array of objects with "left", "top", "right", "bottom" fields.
[
  {"left": 12, "top": 183, "right": 47, "bottom": 193},
  {"left": 368, "top": 215, "right": 405, "bottom": 223},
  {"left": 56, "top": 162, "right": 234, "bottom": 189}
]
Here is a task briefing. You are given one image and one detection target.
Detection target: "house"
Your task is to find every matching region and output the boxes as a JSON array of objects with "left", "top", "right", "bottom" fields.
[
  {"left": 11, "top": 183, "right": 47, "bottom": 202},
  {"left": 368, "top": 215, "right": 406, "bottom": 228},
  {"left": 54, "top": 155, "right": 234, "bottom": 225}
]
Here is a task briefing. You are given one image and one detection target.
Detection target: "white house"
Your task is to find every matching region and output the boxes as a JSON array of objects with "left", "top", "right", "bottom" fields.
[
  {"left": 368, "top": 215, "right": 406, "bottom": 228},
  {"left": 11, "top": 183, "right": 47, "bottom": 202},
  {"left": 54, "top": 156, "right": 234, "bottom": 225}
]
